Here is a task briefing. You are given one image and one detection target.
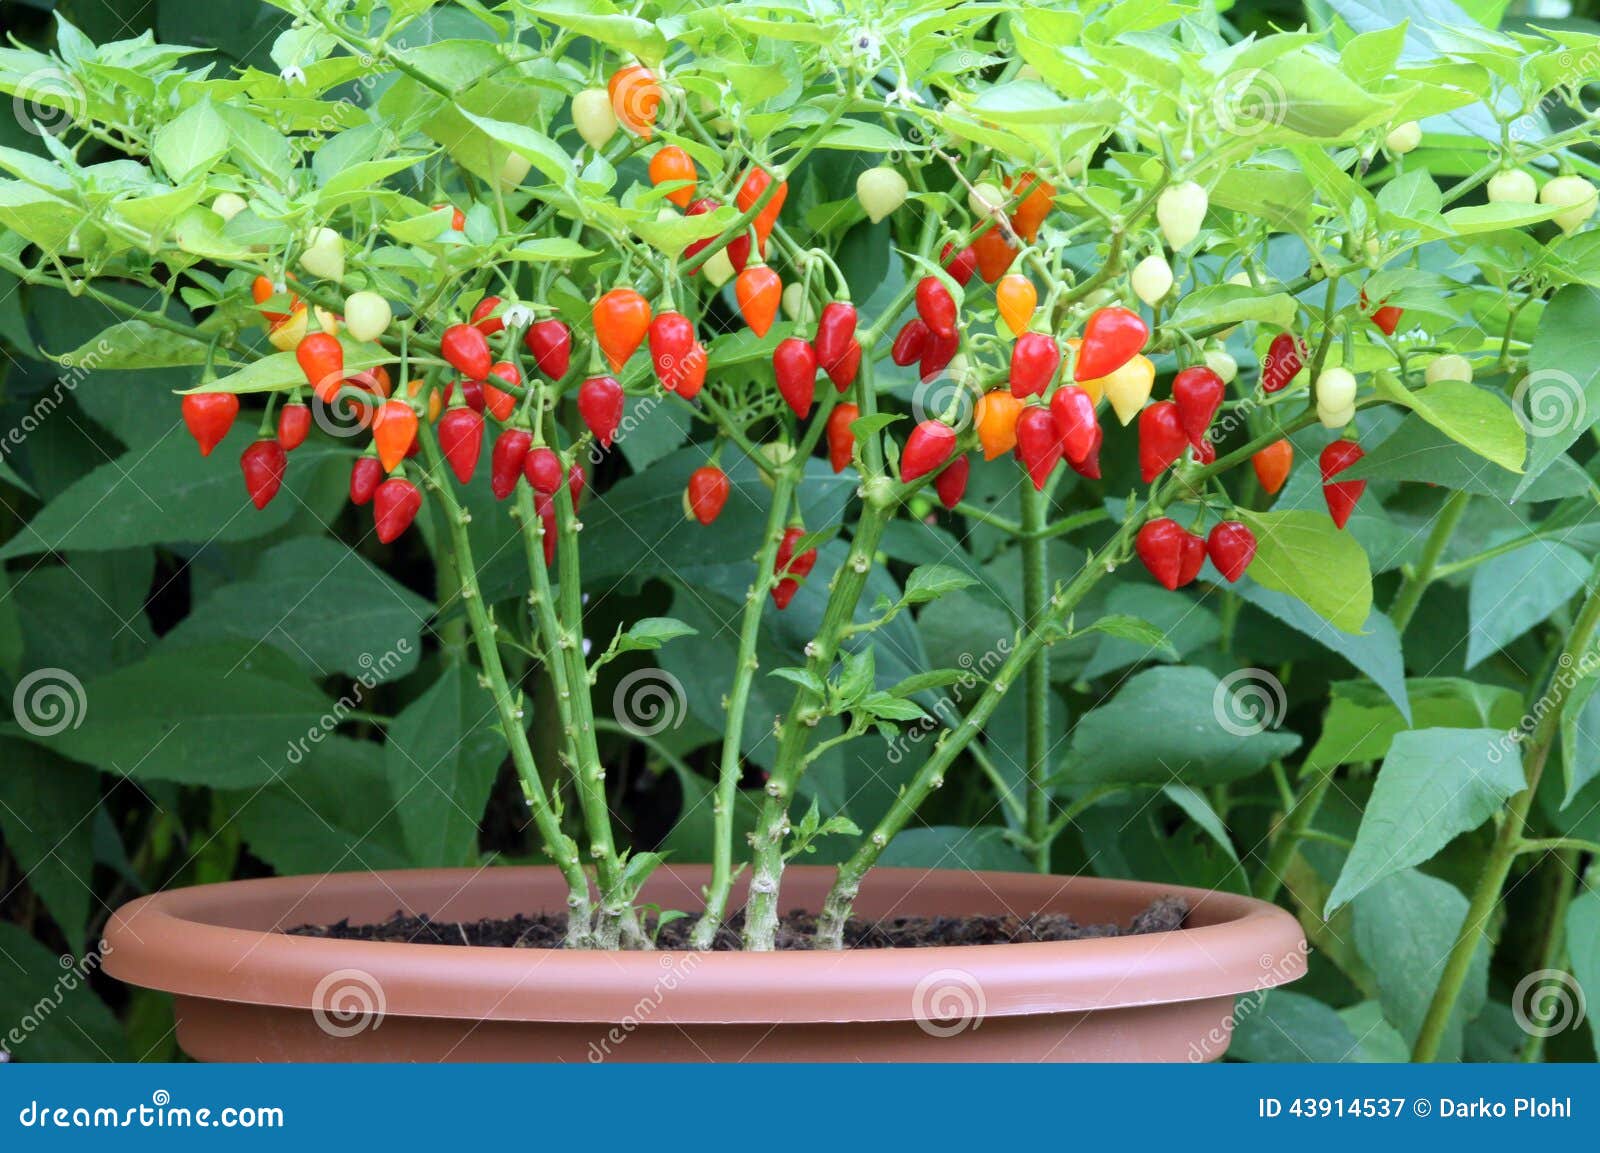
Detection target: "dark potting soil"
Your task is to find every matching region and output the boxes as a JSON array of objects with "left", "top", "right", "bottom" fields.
[{"left": 287, "top": 896, "right": 1188, "bottom": 950}]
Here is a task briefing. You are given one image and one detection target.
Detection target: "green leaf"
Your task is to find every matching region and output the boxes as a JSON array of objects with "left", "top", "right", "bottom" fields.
[
  {"left": 34, "top": 643, "right": 333, "bottom": 787},
  {"left": 1443, "top": 201, "right": 1565, "bottom": 235},
  {"left": 608, "top": 616, "right": 698, "bottom": 655},
  {"left": 1079, "top": 612, "right": 1182, "bottom": 658},
  {"left": 1165, "top": 284, "right": 1297, "bottom": 332},
  {"left": 1568, "top": 886, "right": 1600, "bottom": 1059},
  {"left": 1375, "top": 376, "right": 1525, "bottom": 472},
  {"left": 879, "top": 826, "right": 1033, "bottom": 872},
  {"left": 507, "top": 237, "right": 598, "bottom": 262},
  {"left": 1230, "top": 990, "right": 1367, "bottom": 1062},
  {"left": 190, "top": 339, "right": 390, "bottom": 395},
  {"left": 1327, "top": 729, "right": 1524, "bottom": 913},
  {"left": 1353, "top": 869, "right": 1488, "bottom": 1061},
  {"left": 0, "top": 922, "right": 125, "bottom": 1061},
  {"left": 0, "top": 737, "right": 98, "bottom": 940},
  {"left": 0, "top": 429, "right": 350, "bottom": 559},
  {"left": 1258, "top": 47, "right": 1391, "bottom": 138},
  {"left": 1560, "top": 673, "right": 1600, "bottom": 808},
  {"left": 525, "top": 1, "right": 667, "bottom": 64},
  {"left": 384, "top": 663, "right": 505, "bottom": 866},
  {"left": 1236, "top": 509, "right": 1373, "bottom": 633},
  {"left": 51, "top": 320, "right": 211, "bottom": 370},
  {"left": 225, "top": 736, "right": 412, "bottom": 875},
  {"left": 1517, "top": 285, "right": 1600, "bottom": 499},
  {"left": 152, "top": 99, "right": 228, "bottom": 183},
  {"left": 902, "top": 563, "right": 979, "bottom": 605},
  {"left": 161, "top": 537, "right": 431, "bottom": 682},
  {"left": 1343, "top": 415, "right": 1587, "bottom": 502},
  {"left": 1058, "top": 666, "right": 1301, "bottom": 787},
  {"left": 1466, "top": 540, "right": 1590, "bottom": 668},
  {"left": 1304, "top": 678, "right": 1523, "bottom": 774}
]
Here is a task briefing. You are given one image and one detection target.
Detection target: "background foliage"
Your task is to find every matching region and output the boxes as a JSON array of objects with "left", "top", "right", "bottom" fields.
[{"left": 1, "top": 0, "right": 1599, "bottom": 1061}]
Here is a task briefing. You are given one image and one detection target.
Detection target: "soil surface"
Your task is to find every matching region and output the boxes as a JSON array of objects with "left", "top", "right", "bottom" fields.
[{"left": 288, "top": 896, "right": 1188, "bottom": 950}]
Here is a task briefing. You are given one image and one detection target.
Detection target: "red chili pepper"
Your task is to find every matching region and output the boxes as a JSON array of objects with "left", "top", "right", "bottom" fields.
[
  {"left": 1193, "top": 436, "right": 1216, "bottom": 465},
  {"left": 1009, "top": 331, "right": 1060, "bottom": 398},
  {"left": 827, "top": 403, "right": 859, "bottom": 473},
  {"left": 276, "top": 401, "right": 310, "bottom": 452},
  {"left": 1075, "top": 307, "right": 1148, "bottom": 382},
  {"left": 441, "top": 323, "right": 493, "bottom": 381},
  {"left": 182, "top": 393, "right": 239, "bottom": 457},
  {"left": 901, "top": 420, "right": 957, "bottom": 482},
  {"left": 771, "top": 526, "right": 817, "bottom": 610},
  {"left": 373, "top": 399, "right": 418, "bottom": 471},
  {"left": 934, "top": 455, "right": 970, "bottom": 509},
  {"left": 814, "top": 302, "right": 859, "bottom": 389},
  {"left": 736, "top": 166, "right": 788, "bottom": 254},
  {"left": 1014, "top": 406, "right": 1062, "bottom": 490},
  {"left": 373, "top": 477, "right": 422, "bottom": 543},
  {"left": 1009, "top": 172, "right": 1055, "bottom": 242},
  {"left": 1138, "top": 400, "right": 1187, "bottom": 483},
  {"left": 891, "top": 319, "right": 929, "bottom": 366},
  {"left": 483, "top": 362, "right": 519, "bottom": 422},
  {"left": 649, "top": 146, "right": 697, "bottom": 209},
  {"left": 240, "top": 439, "right": 287, "bottom": 510},
  {"left": 687, "top": 465, "right": 730, "bottom": 525},
  {"left": 972, "top": 226, "right": 1015, "bottom": 283},
  {"left": 915, "top": 276, "right": 958, "bottom": 337},
  {"left": 471, "top": 295, "right": 504, "bottom": 336},
  {"left": 1361, "top": 289, "right": 1404, "bottom": 336},
  {"left": 1320, "top": 440, "right": 1366, "bottom": 529},
  {"left": 523, "top": 446, "right": 563, "bottom": 495},
  {"left": 1207, "top": 522, "right": 1257, "bottom": 582},
  {"left": 524, "top": 319, "right": 572, "bottom": 380},
  {"left": 296, "top": 332, "right": 345, "bottom": 402},
  {"left": 491, "top": 428, "right": 532, "bottom": 500},
  {"left": 1171, "top": 366, "right": 1225, "bottom": 448},
  {"left": 1068, "top": 424, "right": 1103, "bottom": 480},
  {"left": 568, "top": 461, "right": 586, "bottom": 509},
  {"left": 919, "top": 326, "right": 959, "bottom": 381},
  {"left": 1261, "top": 333, "right": 1305, "bottom": 393},
  {"left": 735, "top": 264, "right": 781, "bottom": 337},
  {"left": 675, "top": 342, "right": 708, "bottom": 399},
  {"left": 594, "top": 287, "right": 652, "bottom": 372},
  {"left": 648, "top": 310, "right": 697, "bottom": 393},
  {"left": 1049, "top": 385, "right": 1098, "bottom": 466},
  {"left": 578, "top": 375, "right": 625, "bottom": 448},
  {"left": 941, "top": 242, "right": 977, "bottom": 286},
  {"left": 457, "top": 379, "right": 486, "bottom": 414},
  {"left": 773, "top": 337, "right": 817, "bottom": 419},
  {"left": 1177, "top": 529, "right": 1207, "bottom": 587},
  {"left": 349, "top": 454, "right": 383, "bottom": 506},
  {"left": 1136, "top": 518, "right": 1187, "bottom": 590},
  {"left": 438, "top": 406, "right": 484, "bottom": 485}
]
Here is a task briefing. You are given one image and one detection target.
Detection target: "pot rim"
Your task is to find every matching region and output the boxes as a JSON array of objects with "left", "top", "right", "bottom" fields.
[{"left": 103, "top": 866, "right": 1306, "bottom": 1025}]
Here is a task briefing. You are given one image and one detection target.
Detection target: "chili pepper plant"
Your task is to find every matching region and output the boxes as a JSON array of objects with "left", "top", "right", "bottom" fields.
[{"left": 5, "top": 0, "right": 1600, "bottom": 1061}]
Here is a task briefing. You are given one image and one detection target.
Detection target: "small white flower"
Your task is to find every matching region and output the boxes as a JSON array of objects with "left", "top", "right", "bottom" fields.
[
  {"left": 847, "top": 26, "right": 883, "bottom": 68},
  {"left": 280, "top": 66, "right": 306, "bottom": 85},
  {"left": 503, "top": 304, "right": 533, "bottom": 329}
]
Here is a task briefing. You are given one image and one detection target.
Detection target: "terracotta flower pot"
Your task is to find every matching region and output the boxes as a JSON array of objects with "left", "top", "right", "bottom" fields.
[{"left": 103, "top": 865, "right": 1305, "bottom": 1062}]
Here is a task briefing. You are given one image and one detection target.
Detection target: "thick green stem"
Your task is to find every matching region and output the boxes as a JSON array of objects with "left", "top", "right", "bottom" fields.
[
  {"left": 1520, "top": 849, "right": 1578, "bottom": 1063},
  {"left": 690, "top": 470, "right": 798, "bottom": 949},
  {"left": 741, "top": 496, "right": 895, "bottom": 951},
  {"left": 416, "top": 425, "right": 593, "bottom": 946},
  {"left": 1388, "top": 490, "right": 1471, "bottom": 634},
  {"left": 1255, "top": 767, "right": 1336, "bottom": 903},
  {"left": 513, "top": 488, "right": 583, "bottom": 809},
  {"left": 1412, "top": 560, "right": 1600, "bottom": 1060},
  {"left": 1019, "top": 483, "right": 1051, "bottom": 872},
  {"left": 547, "top": 455, "right": 633, "bottom": 949}
]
